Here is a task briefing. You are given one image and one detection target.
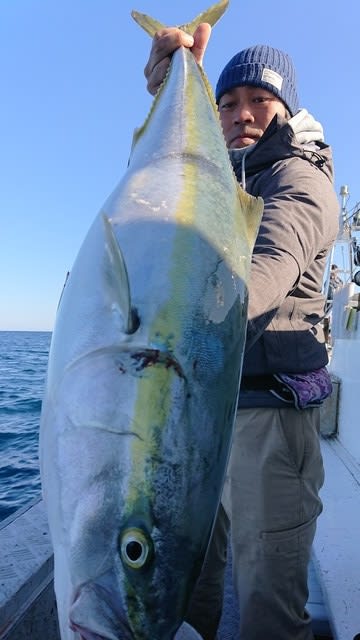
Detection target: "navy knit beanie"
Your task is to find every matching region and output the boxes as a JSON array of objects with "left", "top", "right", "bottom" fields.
[{"left": 215, "top": 44, "right": 299, "bottom": 116}]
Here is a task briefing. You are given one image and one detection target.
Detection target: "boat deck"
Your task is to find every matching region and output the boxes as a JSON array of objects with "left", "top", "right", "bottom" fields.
[
  {"left": 0, "top": 499, "right": 58, "bottom": 640},
  {"left": 312, "top": 436, "right": 360, "bottom": 640}
]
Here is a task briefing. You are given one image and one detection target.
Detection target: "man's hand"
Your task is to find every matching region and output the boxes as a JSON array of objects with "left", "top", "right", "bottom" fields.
[{"left": 144, "top": 23, "right": 212, "bottom": 96}]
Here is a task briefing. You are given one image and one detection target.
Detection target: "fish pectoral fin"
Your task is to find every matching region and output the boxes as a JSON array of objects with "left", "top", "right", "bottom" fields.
[
  {"left": 236, "top": 185, "right": 264, "bottom": 251},
  {"left": 102, "top": 214, "right": 138, "bottom": 334},
  {"left": 131, "top": 0, "right": 229, "bottom": 38}
]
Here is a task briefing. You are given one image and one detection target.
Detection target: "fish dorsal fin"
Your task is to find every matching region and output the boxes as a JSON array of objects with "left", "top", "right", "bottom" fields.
[
  {"left": 102, "top": 214, "right": 135, "bottom": 334},
  {"left": 131, "top": 0, "right": 229, "bottom": 38}
]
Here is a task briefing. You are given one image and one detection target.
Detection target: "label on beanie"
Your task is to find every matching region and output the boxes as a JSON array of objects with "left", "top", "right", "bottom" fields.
[{"left": 261, "top": 68, "right": 283, "bottom": 91}]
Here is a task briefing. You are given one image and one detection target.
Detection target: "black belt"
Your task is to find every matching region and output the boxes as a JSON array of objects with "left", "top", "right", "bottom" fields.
[
  {"left": 240, "top": 375, "right": 276, "bottom": 391},
  {"left": 240, "top": 375, "right": 294, "bottom": 404}
]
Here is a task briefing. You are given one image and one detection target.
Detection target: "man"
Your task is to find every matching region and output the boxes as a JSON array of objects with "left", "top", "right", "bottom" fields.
[
  {"left": 328, "top": 263, "right": 343, "bottom": 299},
  {"left": 145, "top": 26, "right": 339, "bottom": 640}
]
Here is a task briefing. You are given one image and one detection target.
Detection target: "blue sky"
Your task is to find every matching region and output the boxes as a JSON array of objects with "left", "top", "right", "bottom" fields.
[{"left": 1, "top": 0, "right": 359, "bottom": 331}]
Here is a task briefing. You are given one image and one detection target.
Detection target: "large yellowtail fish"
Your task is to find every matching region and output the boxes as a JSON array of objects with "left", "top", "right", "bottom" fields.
[{"left": 39, "top": 1, "right": 263, "bottom": 638}]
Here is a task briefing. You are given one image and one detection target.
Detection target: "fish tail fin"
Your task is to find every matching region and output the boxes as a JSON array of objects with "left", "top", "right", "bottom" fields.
[
  {"left": 131, "top": 0, "right": 229, "bottom": 37},
  {"left": 130, "top": 11, "right": 166, "bottom": 37},
  {"left": 180, "top": 0, "right": 229, "bottom": 35}
]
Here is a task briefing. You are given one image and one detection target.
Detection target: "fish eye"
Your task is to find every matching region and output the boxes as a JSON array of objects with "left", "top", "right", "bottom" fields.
[{"left": 120, "top": 528, "right": 152, "bottom": 569}]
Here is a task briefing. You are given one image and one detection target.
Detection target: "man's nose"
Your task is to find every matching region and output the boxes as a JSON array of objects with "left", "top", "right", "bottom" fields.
[{"left": 233, "top": 104, "right": 254, "bottom": 123}]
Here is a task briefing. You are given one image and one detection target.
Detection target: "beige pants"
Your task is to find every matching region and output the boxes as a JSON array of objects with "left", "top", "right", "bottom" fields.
[{"left": 186, "top": 407, "right": 324, "bottom": 640}]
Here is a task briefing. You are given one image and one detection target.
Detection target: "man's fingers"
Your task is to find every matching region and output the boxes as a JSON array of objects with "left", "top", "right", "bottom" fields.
[
  {"left": 144, "top": 28, "right": 193, "bottom": 80},
  {"left": 191, "top": 23, "right": 212, "bottom": 66},
  {"left": 143, "top": 25, "right": 212, "bottom": 97},
  {"left": 146, "top": 56, "right": 172, "bottom": 95}
]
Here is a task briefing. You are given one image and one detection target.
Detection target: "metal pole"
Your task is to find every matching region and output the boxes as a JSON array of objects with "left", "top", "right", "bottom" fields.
[{"left": 339, "top": 185, "right": 353, "bottom": 281}]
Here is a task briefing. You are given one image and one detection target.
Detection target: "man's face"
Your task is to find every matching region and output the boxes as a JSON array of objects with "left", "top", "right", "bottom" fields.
[{"left": 218, "top": 86, "right": 287, "bottom": 149}]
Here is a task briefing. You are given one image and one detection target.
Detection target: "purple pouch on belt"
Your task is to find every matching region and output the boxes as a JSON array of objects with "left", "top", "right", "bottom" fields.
[{"left": 273, "top": 367, "right": 333, "bottom": 410}]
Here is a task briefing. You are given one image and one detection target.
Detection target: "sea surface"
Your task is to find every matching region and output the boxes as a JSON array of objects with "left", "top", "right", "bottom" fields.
[{"left": 0, "top": 331, "right": 51, "bottom": 522}]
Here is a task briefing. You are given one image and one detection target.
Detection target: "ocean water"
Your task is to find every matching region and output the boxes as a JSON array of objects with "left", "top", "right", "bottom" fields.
[{"left": 0, "top": 331, "right": 51, "bottom": 522}]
